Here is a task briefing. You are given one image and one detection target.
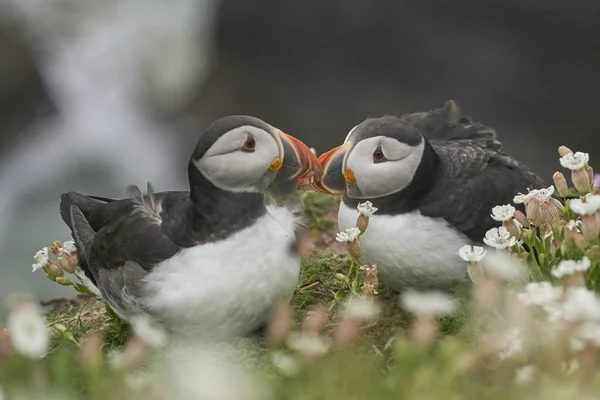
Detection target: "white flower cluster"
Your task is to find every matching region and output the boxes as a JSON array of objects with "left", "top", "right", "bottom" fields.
[
  {"left": 458, "top": 245, "right": 487, "bottom": 262},
  {"left": 335, "top": 227, "right": 361, "bottom": 243},
  {"left": 32, "top": 247, "right": 49, "bottom": 272},
  {"left": 357, "top": 201, "right": 378, "bottom": 217},
  {"left": 401, "top": 290, "right": 456, "bottom": 316},
  {"left": 483, "top": 226, "right": 518, "bottom": 250},
  {"left": 490, "top": 204, "right": 516, "bottom": 222},
  {"left": 560, "top": 152, "right": 589, "bottom": 171},
  {"left": 515, "top": 282, "right": 600, "bottom": 348},
  {"left": 569, "top": 195, "right": 600, "bottom": 216},
  {"left": 551, "top": 257, "right": 591, "bottom": 279},
  {"left": 513, "top": 186, "right": 555, "bottom": 204}
]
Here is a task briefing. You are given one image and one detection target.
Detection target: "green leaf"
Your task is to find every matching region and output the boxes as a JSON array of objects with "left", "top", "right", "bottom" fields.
[{"left": 335, "top": 289, "right": 348, "bottom": 301}]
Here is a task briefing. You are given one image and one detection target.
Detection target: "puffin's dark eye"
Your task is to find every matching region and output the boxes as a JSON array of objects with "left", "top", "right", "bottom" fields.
[
  {"left": 241, "top": 136, "right": 256, "bottom": 152},
  {"left": 372, "top": 145, "right": 387, "bottom": 163}
]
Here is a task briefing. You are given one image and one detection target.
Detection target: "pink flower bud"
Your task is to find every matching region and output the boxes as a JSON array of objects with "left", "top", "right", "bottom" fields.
[
  {"left": 503, "top": 219, "right": 521, "bottom": 238},
  {"left": 513, "top": 210, "right": 530, "bottom": 228},
  {"left": 582, "top": 213, "right": 600, "bottom": 242},
  {"left": 558, "top": 145, "right": 573, "bottom": 157},
  {"left": 553, "top": 172, "right": 569, "bottom": 197},
  {"left": 347, "top": 239, "right": 362, "bottom": 258},
  {"left": 356, "top": 214, "right": 369, "bottom": 233},
  {"left": 572, "top": 169, "right": 591, "bottom": 193}
]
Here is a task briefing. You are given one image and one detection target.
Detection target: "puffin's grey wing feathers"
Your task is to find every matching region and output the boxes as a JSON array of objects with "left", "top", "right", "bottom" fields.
[
  {"left": 423, "top": 140, "right": 546, "bottom": 242},
  {"left": 97, "top": 262, "right": 149, "bottom": 320},
  {"left": 69, "top": 205, "right": 95, "bottom": 267}
]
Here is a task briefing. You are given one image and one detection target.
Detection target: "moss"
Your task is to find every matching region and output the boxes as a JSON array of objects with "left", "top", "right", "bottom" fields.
[
  {"left": 46, "top": 298, "right": 131, "bottom": 353},
  {"left": 299, "top": 191, "right": 340, "bottom": 233}
]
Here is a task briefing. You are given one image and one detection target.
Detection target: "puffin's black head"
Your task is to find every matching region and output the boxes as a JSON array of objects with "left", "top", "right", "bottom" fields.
[
  {"left": 300, "top": 101, "right": 469, "bottom": 199},
  {"left": 190, "top": 115, "right": 321, "bottom": 193},
  {"left": 300, "top": 115, "right": 428, "bottom": 199}
]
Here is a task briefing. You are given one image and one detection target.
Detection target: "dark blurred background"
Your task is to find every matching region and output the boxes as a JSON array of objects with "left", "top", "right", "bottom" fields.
[{"left": 0, "top": 0, "right": 599, "bottom": 311}]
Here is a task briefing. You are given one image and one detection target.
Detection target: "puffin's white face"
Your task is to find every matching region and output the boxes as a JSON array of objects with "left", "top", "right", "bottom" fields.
[
  {"left": 194, "top": 123, "right": 321, "bottom": 193},
  {"left": 195, "top": 125, "right": 282, "bottom": 193},
  {"left": 344, "top": 136, "right": 425, "bottom": 199},
  {"left": 299, "top": 123, "right": 425, "bottom": 199}
]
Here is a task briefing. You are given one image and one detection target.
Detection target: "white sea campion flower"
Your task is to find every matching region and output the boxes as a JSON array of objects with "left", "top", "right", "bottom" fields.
[
  {"left": 286, "top": 332, "right": 331, "bottom": 358},
  {"left": 515, "top": 365, "right": 536, "bottom": 384},
  {"left": 513, "top": 190, "right": 538, "bottom": 204},
  {"left": 551, "top": 257, "right": 591, "bottom": 279},
  {"left": 458, "top": 245, "right": 487, "bottom": 262},
  {"left": 31, "top": 247, "right": 49, "bottom": 272},
  {"left": 491, "top": 204, "right": 516, "bottom": 222},
  {"left": 498, "top": 327, "right": 524, "bottom": 360},
  {"left": 483, "top": 226, "right": 518, "bottom": 250},
  {"left": 335, "top": 227, "right": 361, "bottom": 243},
  {"left": 481, "top": 251, "right": 526, "bottom": 282},
  {"left": 516, "top": 282, "right": 562, "bottom": 306},
  {"left": 535, "top": 186, "right": 555, "bottom": 202},
  {"left": 575, "top": 321, "right": 600, "bottom": 346},
  {"left": 561, "top": 287, "right": 600, "bottom": 322},
  {"left": 400, "top": 290, "right": 456, "bottom": 316},
  {"left": 566, "top": 220, "right": 582, "bottom": 230},
  {"left": 7, "top": 296, "right": 49, "bottom": 358},
  {"left": 342, "top": 296, "right": 380, "bottom": 319},
  {"left": 271, "top": 351, "right": 300, "bottom": 376},
  {"left": 130, "top": 314, "right": 167, "bottom": 347},
  {"left": 560, "top": 151, "right": 589, "bottom": 170},
  {"left": 357, "top": 201, "right": 378, "bottom": 217},
  {"left": 569, "top": 195, "right": 600, "bottom": 215},
  {"left": 60, "top": 240, "right": 77, "bottom": 254}
]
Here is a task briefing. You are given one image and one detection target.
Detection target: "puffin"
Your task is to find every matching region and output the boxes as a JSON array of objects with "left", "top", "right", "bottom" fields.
[
  {"left": 301, "top": 101, "right": 546, "bottom": 291},
  {"left": 59, "top": 115, "right": 321, "bottom": 340}
]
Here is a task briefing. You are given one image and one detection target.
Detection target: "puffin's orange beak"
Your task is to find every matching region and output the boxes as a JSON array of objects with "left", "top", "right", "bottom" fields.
[
  {"left": 298, "top": 142, "right": 352, "bottom": 195},
  {"left": 279, "top": 132, "right": 322, "bottom": 181}
]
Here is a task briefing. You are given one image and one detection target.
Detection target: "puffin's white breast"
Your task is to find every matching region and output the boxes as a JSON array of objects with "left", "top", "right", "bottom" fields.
[
  {"left": 143, "top": 204, "right": 302, "bottom": 340},
  {"left": 338, "top": 201, "right": 468, "bottom": 291}
]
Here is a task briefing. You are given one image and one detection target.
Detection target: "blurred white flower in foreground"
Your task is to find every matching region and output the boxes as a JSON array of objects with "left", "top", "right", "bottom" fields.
[
  {"left": 7, "top": 295, "right": 49, "bottom": 358},
  {"left": 286, "top": 332, "right": 331, "bottom": 358},
  {"left": 32, "top": 247, "right": 49, "bottom": 272},
  {"left": 483, "top": 227, "right": 517, "bottom": 250},
  {"left": 481, "top": 251, "right": 526, "bottom": 282},
  {"left": 498, "top": 328, "right": 523, "bottom": 360},
  {"left": 551, "top": 257, "right": 591, "bottom": 279},
  {"left": 569, "top": 195, "right": 600, "bottom": 215},
  {"left": 130, "top": 314, "right": 167, "bottom": 347},
  {"left": 357, "top": 201, "right": 378, "bottom": 217},
  {"left": 342, "top": 296, "right": 380, "bottom": 319},
  {"left": 490, "top": 204, "right": 516, "bottom": 222},
  {"left": 271, "top": 351, "right": 300, "bottom": 376},
  {"left": 560, "top": 152, "right": 589, "bottom": 170},
  {"left": 401, "top": 290, "right": 456, "bottom": 316},
  {"left": 561, "top": 287, "right": 600, "bottom": 322},
  {"left": 336, "top": 227, "right": 361, "bottom": 243},
  {"left": 515, "top": 364, "right": 536, "bottom": 384},
  {"left": 517, "top": 282, "right": 562, "bottom": 306},
  {"left": 157, "top": 341, "right": 264, "bottom": 400},
  {"left": 458, "top": 245, "right": 487, "bottom": 262}
]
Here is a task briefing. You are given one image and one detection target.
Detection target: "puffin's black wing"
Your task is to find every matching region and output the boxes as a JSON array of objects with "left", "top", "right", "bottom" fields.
[
  {"left": 423, "top": 139, "right": 546, "bottom": 243},
  {"left": 408, "top": 100, "right": 502, "bottom": 151},
  {"left": 60, "top": 184, "right": 184, "bottom": 286}
]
